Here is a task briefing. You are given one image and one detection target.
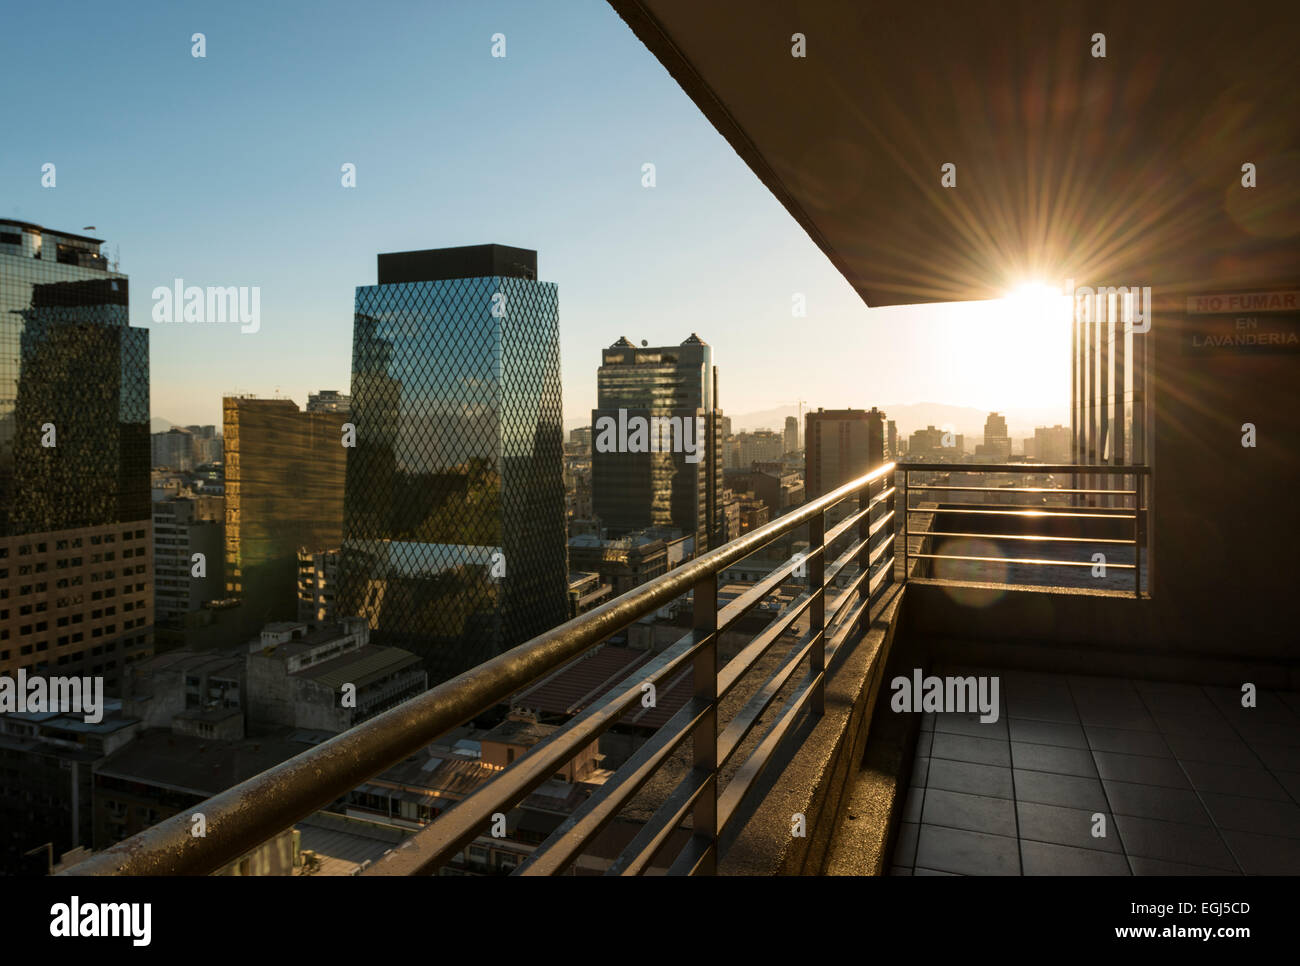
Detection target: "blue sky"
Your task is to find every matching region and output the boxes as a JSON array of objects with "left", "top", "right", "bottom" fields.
[{"left": 3, "top": 0, "right": 1068, "bottom": 432}]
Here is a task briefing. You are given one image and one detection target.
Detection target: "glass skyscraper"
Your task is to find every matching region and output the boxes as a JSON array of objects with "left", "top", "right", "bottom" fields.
[{"left": 338, "top": 245, "right": 568, "bottom": 685}]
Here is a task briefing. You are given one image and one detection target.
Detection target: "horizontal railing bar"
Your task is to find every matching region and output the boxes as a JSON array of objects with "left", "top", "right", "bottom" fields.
[
  {"left": 824, "top": 502, "right": 872, "bottom": 549},
  {"left": 517, "top": 697, "right": 711, "bottom": 875},
  {"left": 363, "top": 629, "right": 710, "bottom": 875},
  {"left": 718, "top": 631, "right": 818, "bottom": 767},
  {"left": 718, "top": 670, "right": 820, "bottom": 837},
  {"left": 825, "top": 534, "right": 868, "bottom": 587},
  {"left": 867, "top": 507, "right": 896, "bottom": 541},
  {"left": 898, "top": 462, "right": 1149, "bottom": 475},
  {"left": 717, "top": 590, "right": 815, "bottom": 699},
  {"left": 906, "top": 507, "right": 1135, "bottom": 520},
  {"left": 606, "top": 765, "right": 713, "bottom": 875},
  {"left": 716, "top": 547, "right": 819, "bottom": 634},
  {"left": 826, "top": 543, "right": 892, "bottom": 631},
  {"left": 909, "top": 552, "right": 1136, "bottom": 569},
  {"left": 906, "top": 484, "right": 1136, "bottom": 496},
  {"left": 917, "top": 531, "right": 1133, "bottom": 545}
]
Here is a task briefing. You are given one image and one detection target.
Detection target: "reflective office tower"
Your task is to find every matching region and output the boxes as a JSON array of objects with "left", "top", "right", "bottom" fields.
[
  {"left": 591, "top": 335, "right": 724, "bottom": 550},
  {"left": 223, "top": 396, "right": 348, "bottom": 635},
  {"left": 0, "top": 220, "right": 152, "bottom": 872},
  {"left": 339, "top": 245, "right": 568, "bottom": 685}
]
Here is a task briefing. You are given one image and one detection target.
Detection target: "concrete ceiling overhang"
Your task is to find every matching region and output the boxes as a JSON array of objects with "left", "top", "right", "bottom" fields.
[{"left": 608, "top": 0, "right": 1300, "bottom": 306}]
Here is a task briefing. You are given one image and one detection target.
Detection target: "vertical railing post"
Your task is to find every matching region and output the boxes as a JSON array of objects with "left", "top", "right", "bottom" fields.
[
  {"left": 858, "top": 473, "right": 873, "bottom": 604},
  {"left": 809, "top": 506, "right": 826, "bottom": 715},
  {"left": 1133, "top": 472, "right": 1141, "bottom": 598},
  {"left": 887, "top": 468, "right": 897, "bottom": 590},
  {"left": 899, "top": 468, "right": 908, "bottom": 583},
  {"left": 691, "top": 572, "right": 718, "bottom": 874}
]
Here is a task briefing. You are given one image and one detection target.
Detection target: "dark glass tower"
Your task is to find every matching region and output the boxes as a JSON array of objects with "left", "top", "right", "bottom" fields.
[
  {"left": 339, "top": 245, "right": 568, "bottom": 685},
  {"left": 1, "top": 224, "right": 149, "bottom": 536}
]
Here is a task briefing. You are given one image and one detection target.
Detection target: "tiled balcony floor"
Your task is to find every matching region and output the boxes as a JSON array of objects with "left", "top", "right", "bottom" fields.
[{"left": 889, "top": 669, "right": 1300, "bottom": 875}]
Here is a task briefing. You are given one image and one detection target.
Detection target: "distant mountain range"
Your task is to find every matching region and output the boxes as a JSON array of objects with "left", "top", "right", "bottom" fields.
[{"left": 565, "top": 402, "right": 1068, "bottom": 441}]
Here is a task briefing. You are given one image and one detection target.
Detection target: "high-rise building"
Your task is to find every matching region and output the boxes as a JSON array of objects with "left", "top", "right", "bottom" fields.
[
  {"left": 784, "top": 415, "right": 799, "bottom": 454},
  {"left": 306, "top": 390, "right": 351, "bottom": 414},
  {"left": 338, "top": 244, "right": 568, "bottom": 684},
  {"left": 977, "top": 411, "right": 1011, "bottom": 461},
  {"left": 151, "top": 426, "right": 195, "bottom": 470},
  {"left": 736, "top": 430, "right": 784, "bottom": 468},
  {"left": 223, "top": 396, "right": 348, "bottom": 635},
  {"left": 591, "top": 335, "right": 723, "bottom": 551},
  {"left": 1033, "top": 424, "right": 1071, "bottom": 464},
  {"left": 297, "top": 548, "right": 340, "bottom": 623},
  {"left": 0, "top": 219, "right": 153, "bottom": 690},
  {"left": 805, "top": 407, "right": 885, "bottom": 504},
  {"left": 0, "top": 218, "right": 153, "bottom": 873},
  {"left": 886, "top": 419, "right": 898, "bottom": 461},
  {"left": 153, "top": 495, "right": 224, "bottom": 626}
]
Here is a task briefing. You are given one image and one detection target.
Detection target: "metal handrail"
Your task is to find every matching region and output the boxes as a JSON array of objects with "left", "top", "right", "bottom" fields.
[
  {"left": 897, "top": 462, "right": 1149, "bottom": 597},
  {"left": 67, "top": 461, "right": 898, "bottom": 876}
]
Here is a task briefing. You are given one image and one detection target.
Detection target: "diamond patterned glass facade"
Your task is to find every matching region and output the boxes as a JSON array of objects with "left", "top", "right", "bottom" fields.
[
  {"left": 1, "top": 227, "right": 148, "bottom": 536},
  {"left": 340, "top": 273, "right": 568, "bottom": 685}
]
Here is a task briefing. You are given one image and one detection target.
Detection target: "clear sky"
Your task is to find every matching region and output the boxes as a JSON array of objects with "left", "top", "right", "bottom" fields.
[{"left": 3, "top": 0, "right": 1069, "bottom": 431}]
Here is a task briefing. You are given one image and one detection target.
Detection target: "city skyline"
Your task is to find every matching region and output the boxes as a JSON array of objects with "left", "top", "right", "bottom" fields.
[{"left": 3, "top": 0, "right": 1070, "bottom": 432}]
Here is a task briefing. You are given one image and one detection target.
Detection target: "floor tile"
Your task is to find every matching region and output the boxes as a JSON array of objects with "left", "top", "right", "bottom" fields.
[
  {"left": 1219, "top": 828, "right": 1300, "bottom": 874},
  {"left": 1021, "top": 840, "right": 1130, "bottom": 875},
  {"left": 915, "top": 730, "right": 934, "bottom": 758},
  {"left": 931, "top": 731, "right": 1011, "bottom": 767},
  {"left": 928, "top": 759, "right": 1014, "bottom": 800},
  {"left": 1111, "top": 815, "right": 1238, "bottom": 871},
  {"left": 1092, "top": 751, "right": 1190, "bottom": 788},
  {"left": 1198, "top": 791, "right": 1300, "bottom": 839},
  {"left": 1011, "top": 741, "right": 1098, "bottom": 778},
  {"left": 1006, "top": 695, "right": 1078, "bottom": 724},
  {"left": 913, "top": 866, "right": 959, "bottom": 875},
  {"left": 1013, "top": 769, "right": 1109, "bottom": 811},
  {"left": 893, "top": 821, "right": 919, "bottom": 866},
  {"left": 1102, "top": 780, "right": 1212, "bottom": 826},
  {"left": 1078, "top": 707, "right": 1159, "bottom": 732},
  {"left": 1274, "top": 771, "right": 1300, "bottom": 802},
  {"left": 1181, "top": 760, "right": 1290, "bottom": 801},
  {"left": 908, "top": 756, "right": 930, "bottom": 789},
  {"left": 1253, "top": 742, "right": 1300, "bottom": 772},
  {"left": 915, "top": 824, "right": 1020, "bottom": 875},
  {"left": 1085, "top": 726, "right": 1172, "bottom": 758},
  {"left": 901, "top": 786, "right": 924, "bottom": 824},
  {"left": 921, "top": 788, "right": 1017, "bottom": 837},
  {"left": 1152, "top": 710, "right": 1238, "bottom": 740},
  {"left": 1007, "top": 717, "right": 1088, "bottom": 749},
  {"left": 1017, "top": 801, "right": 1121, "bottom": 853},
  {"left": 889, "top": 866, "right": 913, "bottom": 875},
  {"left": 1161, "top": 733, "right": 1256, "bottom": 767},
  {"left": 934, "top": 712, "right": 1008, "bottom": 739}
]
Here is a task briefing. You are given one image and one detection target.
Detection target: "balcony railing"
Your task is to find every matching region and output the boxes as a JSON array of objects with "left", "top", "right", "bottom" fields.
[
  {"left": 67, "top": 461, "right": 899, "bottom": 876},
  {"left": 898, "top": 462, "right": 1150, "bottom": 597}
]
